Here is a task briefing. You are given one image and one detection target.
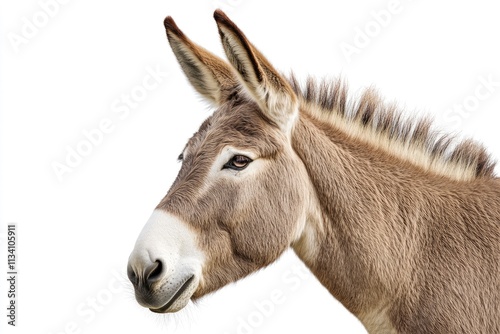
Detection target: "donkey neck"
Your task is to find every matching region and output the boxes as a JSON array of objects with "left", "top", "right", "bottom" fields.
[{"left": 290, "top": 111, "right": 440, "bottom": 329}]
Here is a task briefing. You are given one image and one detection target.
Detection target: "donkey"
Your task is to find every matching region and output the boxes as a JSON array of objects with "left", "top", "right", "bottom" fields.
[{"left": 128, "top": 10, "right": 500, "bottom": 333}]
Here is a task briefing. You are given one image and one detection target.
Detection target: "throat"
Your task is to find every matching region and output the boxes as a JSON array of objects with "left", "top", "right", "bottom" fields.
[
  {"left": 359, "top": 306, "right": 397, "bottom": 334},
  {"left": 291, "top": 182, "right": 325, "bottom": 266},
  {"left": 290, "top": 183, "right": 400, "bottom": 333}
]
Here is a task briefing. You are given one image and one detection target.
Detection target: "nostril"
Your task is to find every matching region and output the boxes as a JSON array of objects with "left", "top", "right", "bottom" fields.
[
  {"left": 127, "top": 263, "right": 138, "bottom": 285},
  {"left": 146, "top": 260, "right": 163, "bottom": 285}
]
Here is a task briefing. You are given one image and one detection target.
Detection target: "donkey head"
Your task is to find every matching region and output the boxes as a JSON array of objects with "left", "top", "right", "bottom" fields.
[{"left": 127, "top": 10, "right": 317, "bottom": 313}]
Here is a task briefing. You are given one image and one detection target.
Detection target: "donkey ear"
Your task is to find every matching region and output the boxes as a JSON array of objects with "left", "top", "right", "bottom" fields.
[
  {"left": 213, "top": 10, "right": 298, "bottom": 132},
  {"left": 164, "top": 16, "right": 238, "bottom": 106}
]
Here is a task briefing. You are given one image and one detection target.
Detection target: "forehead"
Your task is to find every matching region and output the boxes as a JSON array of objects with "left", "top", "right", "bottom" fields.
[{"left": 185, "top": 100, "right": 283, "bottom": 157}]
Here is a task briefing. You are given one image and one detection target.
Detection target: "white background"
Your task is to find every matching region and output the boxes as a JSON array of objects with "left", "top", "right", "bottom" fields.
[{"left": 1, "top": 0, "right": 499, "bottom": 333}]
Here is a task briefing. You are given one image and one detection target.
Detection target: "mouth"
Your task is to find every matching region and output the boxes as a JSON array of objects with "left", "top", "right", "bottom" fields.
[{"left": 149, "top": 275, "right": 195, "bottom": 313}]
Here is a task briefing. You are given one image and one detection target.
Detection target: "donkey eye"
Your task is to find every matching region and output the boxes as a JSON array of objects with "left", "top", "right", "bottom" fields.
[
  {"left": 223, "top": 155, "right": 252, "bottom": 171},
  {"left": 177, "top": 153, "right": 184, "bottom": 161}
]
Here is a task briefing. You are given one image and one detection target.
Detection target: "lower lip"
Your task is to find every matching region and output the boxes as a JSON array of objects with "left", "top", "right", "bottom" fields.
[{"left": 150, "top": 275, "right": 195, "bottom": 313}]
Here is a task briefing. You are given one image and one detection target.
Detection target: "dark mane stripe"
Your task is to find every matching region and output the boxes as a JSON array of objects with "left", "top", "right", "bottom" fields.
[{"left": 288, "top": 74, "right": 497, "bottom": 180}]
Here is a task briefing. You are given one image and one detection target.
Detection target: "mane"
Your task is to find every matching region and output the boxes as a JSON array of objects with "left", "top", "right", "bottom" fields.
[{"left": 288, "top": 74, "right": 497, "bottom": 181}]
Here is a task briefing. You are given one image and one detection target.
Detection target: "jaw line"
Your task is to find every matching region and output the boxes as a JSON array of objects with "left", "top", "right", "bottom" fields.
[{"left": 149, "top": 275, "right": 195, "bottom": 313}]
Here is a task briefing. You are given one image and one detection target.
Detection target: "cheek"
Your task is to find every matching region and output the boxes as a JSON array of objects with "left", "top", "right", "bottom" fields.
[
  {"left": 248, "top": 162, "right": 305, "bottom": 218},
  {"left": 228, "top": 166, "right": 305, "bottom": 261}
]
